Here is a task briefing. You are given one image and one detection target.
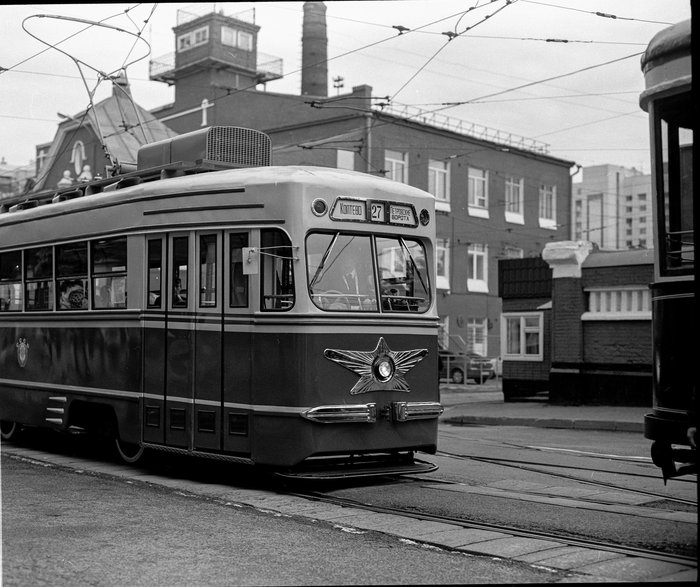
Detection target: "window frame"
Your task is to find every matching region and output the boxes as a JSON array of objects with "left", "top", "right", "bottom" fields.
[
  {"left": 384, "top": 150, "right": 408, "bottom": 184},
  {"left": 467, "top": 243, "right": 488, "bottom": 293},
  {"left": 501, "top": 311, "right": 544, "bottom": 361},
  {"left": 0, "top": 249, "right": 22, "bottom": 312},
  {"left": 538, "top": 183, "right": 557, "bottom": 229},
  {"left": 504, "top": 176, "right": 524, "bottom": 224},
  {"left": 91, "top": 237, "right": 127, "bottom": 310},
  {"left": 428, "top": 159, "right": 451, "bottom": 212},
  {"left": 435, "top": 238, "right": 450, "bottom": 292},
  {"left": 468, "top": 167, "right": 489, "bottom": 218}
]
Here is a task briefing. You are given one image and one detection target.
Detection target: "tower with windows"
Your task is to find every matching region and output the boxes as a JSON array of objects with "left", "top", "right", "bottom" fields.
[{"left": 149, "top": 7, "right": 282, "bottom": 110}]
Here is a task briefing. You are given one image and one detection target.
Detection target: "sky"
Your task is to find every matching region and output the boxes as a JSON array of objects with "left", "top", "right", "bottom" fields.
[{"left": 0, "top": 1, "right": 692, "bottom": 176}]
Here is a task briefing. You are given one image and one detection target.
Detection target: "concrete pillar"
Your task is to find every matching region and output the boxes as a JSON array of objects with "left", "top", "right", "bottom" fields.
[{"left": 542, "top": 241, "right": 594, "bottom": 403}]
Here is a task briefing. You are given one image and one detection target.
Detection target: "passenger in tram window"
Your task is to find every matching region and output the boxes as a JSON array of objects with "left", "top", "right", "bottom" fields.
[
  {"left": 59, "top": 280, "right": 88, "bottom": 310},
  {"left": 173, "top": 278, "right": 187, "bottom": 307}
]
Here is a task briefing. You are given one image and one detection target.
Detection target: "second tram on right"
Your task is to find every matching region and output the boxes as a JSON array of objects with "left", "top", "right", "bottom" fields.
[{"left": 639, "top": 19, "right": 695, "bottom": 481}]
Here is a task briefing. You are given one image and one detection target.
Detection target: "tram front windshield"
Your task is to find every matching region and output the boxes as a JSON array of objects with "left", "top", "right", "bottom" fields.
[{"left": 306, "top": 232, "right": 430, "bottom": 312}]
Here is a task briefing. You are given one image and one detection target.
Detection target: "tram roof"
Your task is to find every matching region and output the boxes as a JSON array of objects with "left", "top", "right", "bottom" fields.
[
  {"left": 0, "top": 164, "right": 434, "bottom": 225},
  {"left": 641, "top": 19, "right": 691, "bottom": 72}
]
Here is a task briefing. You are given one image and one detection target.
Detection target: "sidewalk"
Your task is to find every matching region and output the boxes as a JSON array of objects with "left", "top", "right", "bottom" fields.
[{"left": 439, "top": 380, "right": 647, "bottom": 433}]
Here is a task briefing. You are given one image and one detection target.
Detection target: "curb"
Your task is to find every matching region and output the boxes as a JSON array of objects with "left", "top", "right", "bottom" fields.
[{"left": 440, "top": 415, "right": 644, "bottom": 433}]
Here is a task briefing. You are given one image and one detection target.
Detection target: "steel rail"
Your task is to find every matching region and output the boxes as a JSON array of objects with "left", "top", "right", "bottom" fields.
[
  {"left": 290, "top": 489, "right": 697, "bottom": 567},
  {"left": 435, "top": 450, "right": 698, "bottom": 507}
]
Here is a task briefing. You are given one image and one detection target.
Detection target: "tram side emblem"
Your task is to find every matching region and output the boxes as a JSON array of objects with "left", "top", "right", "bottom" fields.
[
  {"left": 324, "top": 337, "right": 427, "bottom": 395},
  {"left": 16, "top": 338, "right": 30, "bottom": 368}
]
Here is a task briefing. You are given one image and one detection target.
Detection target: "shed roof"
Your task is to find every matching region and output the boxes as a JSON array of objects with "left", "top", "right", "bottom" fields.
[{"left": 583, "top": 248, "right": 654, "bottom": 268}]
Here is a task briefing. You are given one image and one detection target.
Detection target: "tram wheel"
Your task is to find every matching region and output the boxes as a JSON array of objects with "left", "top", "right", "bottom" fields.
[
  {"left": 0, "top": 421, "right": 21, "bottom": 441},
  {"left": 114, "top": 438, "right": 145, "bottom": 464}
]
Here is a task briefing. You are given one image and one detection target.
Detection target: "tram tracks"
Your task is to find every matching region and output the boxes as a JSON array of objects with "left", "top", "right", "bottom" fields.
[
  {"left": 434, "top": 449, "right": 698, "bottom": 508},
  {"left": 289, "top": 488, "right": 697, "bottom": 567}
]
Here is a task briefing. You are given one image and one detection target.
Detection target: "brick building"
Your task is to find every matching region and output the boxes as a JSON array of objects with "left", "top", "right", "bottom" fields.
[
  {"left": 500, "top": 241, "right": 653, "bottom": 406},
  {"left": 25, "top": 2, "right": 576, "bottom": 357},
  {"left": 145, "top": 2, "right": 575, "bottom": 357}
]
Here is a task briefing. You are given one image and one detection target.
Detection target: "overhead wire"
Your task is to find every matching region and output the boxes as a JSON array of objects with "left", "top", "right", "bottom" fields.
[
  {"left": 520, "top": 0, "right": 675, "bottom": 25},
  {"left": 4, "top": 1, "right": 669, "bottom": 181}
]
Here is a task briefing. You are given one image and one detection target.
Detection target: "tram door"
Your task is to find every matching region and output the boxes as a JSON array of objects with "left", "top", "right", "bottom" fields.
[{"left": 155, "top": 231, "right": 253, "bottom": 453}]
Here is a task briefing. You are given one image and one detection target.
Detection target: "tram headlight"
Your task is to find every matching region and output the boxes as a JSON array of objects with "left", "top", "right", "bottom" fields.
[
  {"left": 311, "top": 198, "right": 328, "bottom": 216},
  {"left": 373, "top": 357, "right": 395, "bottom": 382}
]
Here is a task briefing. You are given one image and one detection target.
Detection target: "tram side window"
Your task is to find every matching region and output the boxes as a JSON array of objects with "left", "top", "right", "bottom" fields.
[
  {"left": 229, "top": 233, "right": 249, "bottom": 308},
  {"left": 91, "top": 237, "right": 127, "bottom": 309},
  {"left": 200, "top": 234, "right": 217, "bottom": 307},
  {"left": 656, "top": 94, "right": 694, "bottom": 275},
  {"left": 172, "top": 237, "right": 189, "bottom": 308},
  {"left": 261, "top": 229, "right": 295, "bottom": 311},
  {"left": 24, "top": 246, "right": 54, "bottom": 311},
  {"left": 147, "top": 239, "right": 162, "bottom": 308},
  {"left": 56, "top": 242, "right": 89, "bottom": 310},
  {"left": 0, "top": 250, "right": 22, "bottom": 312}
]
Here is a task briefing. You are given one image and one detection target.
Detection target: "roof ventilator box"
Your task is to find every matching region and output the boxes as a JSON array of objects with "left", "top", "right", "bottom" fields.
[{"left": 137, "top": 126, "right": 272, "bottom": 171}]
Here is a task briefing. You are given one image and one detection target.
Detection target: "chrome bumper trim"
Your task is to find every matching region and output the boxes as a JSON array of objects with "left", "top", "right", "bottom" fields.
[
  {"left": 301, "top": 403, "right": 377, "bottom": 424},
  {"left": 393, "top": 401, "right": 444, "bottom": 422}
]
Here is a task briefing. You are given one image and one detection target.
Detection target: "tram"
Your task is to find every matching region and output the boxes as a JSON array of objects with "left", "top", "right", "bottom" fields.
[
  {"left": 0, "top": 126, "right": 443, "bottom": 479},
  {"left": 639, "top": 19, "right": 696, "bottom": 481}
]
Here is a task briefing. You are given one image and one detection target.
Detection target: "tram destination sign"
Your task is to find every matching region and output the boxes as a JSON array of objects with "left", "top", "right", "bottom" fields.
[{"left": 330, "top": 197, "right": 418, "bottom": 227}]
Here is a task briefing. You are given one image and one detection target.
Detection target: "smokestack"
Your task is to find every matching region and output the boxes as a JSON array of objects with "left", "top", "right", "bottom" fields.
[{"left": 301, "top": 1, "right": 328, "bottom": 96}]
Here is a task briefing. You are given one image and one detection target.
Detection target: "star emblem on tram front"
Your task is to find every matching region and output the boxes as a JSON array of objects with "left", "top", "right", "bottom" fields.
[{"left": 324, "top": 337, "right": 427, "bottom": 395}]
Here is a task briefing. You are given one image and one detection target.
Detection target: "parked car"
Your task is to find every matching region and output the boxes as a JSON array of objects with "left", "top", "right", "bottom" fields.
[{"left": 438, "top": 349, "right": 496, "bottom": 384}]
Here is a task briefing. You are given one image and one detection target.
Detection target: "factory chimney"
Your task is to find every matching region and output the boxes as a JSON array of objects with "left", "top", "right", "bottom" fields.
[{"left": 301, "top": 1, "right": 328, "bottom": 96}]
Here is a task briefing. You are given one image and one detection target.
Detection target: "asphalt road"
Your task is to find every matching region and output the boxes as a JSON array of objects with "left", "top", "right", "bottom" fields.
[{"left": 1, "top": 452, "right": 553, "bottom": 586}]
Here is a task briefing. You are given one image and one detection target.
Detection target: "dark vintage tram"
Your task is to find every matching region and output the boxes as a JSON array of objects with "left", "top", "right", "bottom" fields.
[
  {"left": 639, "top": 19, "right": 696, "bottom": 480},
  {"left": 0, "top": 126, "right": 443, "bottom": 479}
]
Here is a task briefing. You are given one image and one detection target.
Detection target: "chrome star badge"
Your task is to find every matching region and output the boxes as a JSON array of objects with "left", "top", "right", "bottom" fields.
[{"left": 324, "top": 337, "right": 427, "bottom": 395}]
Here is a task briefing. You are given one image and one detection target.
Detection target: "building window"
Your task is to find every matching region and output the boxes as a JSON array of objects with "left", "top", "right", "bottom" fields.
[
  {"left": 468, "top": 168, "right": 489, "bottom": 218},
  {"left": 467, "top": 318, "right": 487, "bottom": 355},
  {"left": 501, "top": 312, "right": 543, "bottom": 361},
  {"left": 583, "top": 287, "right": 651, "bottom": 320},
  {"left": 221, "top": 26, "right": 252, "bottom": 51},
  {"left": 467, "top": 243, "right": 488, "bottom": 293},
  {"left": 502, "top": 246, "right": 523, "bottom": 259},
  {"left": 638, "top": 193, "right": 646, "bottom": 201},
  {"left": 428, "top": 159, "right": 450, "bottom": 212},
  {"left": 539, "top": 184, "right": 556, "bottom": 229},
  {"left": 504, "top": 176, "right": 524, "bottom": 224},
  {"left": 177, "top": 26, "right": 209, "bottom": 52},
  {"left": 384, "top": 150, "right": 408, "bottom": 183},
  {"left": 337, "top": 149, "right": 354, "bottom": 170},
  {"left": 436, "top": 238, "right": 450, "bottom": 291}
]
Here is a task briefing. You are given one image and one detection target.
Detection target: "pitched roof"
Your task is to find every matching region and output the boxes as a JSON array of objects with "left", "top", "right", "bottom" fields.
[{"left": 33, "top": 84, "right": 177, "bottom": 191}]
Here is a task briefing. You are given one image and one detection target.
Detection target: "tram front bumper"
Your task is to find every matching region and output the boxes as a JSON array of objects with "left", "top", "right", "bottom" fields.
[{"left": 301, "top": 401, "right": 443, "bottom": 424}]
